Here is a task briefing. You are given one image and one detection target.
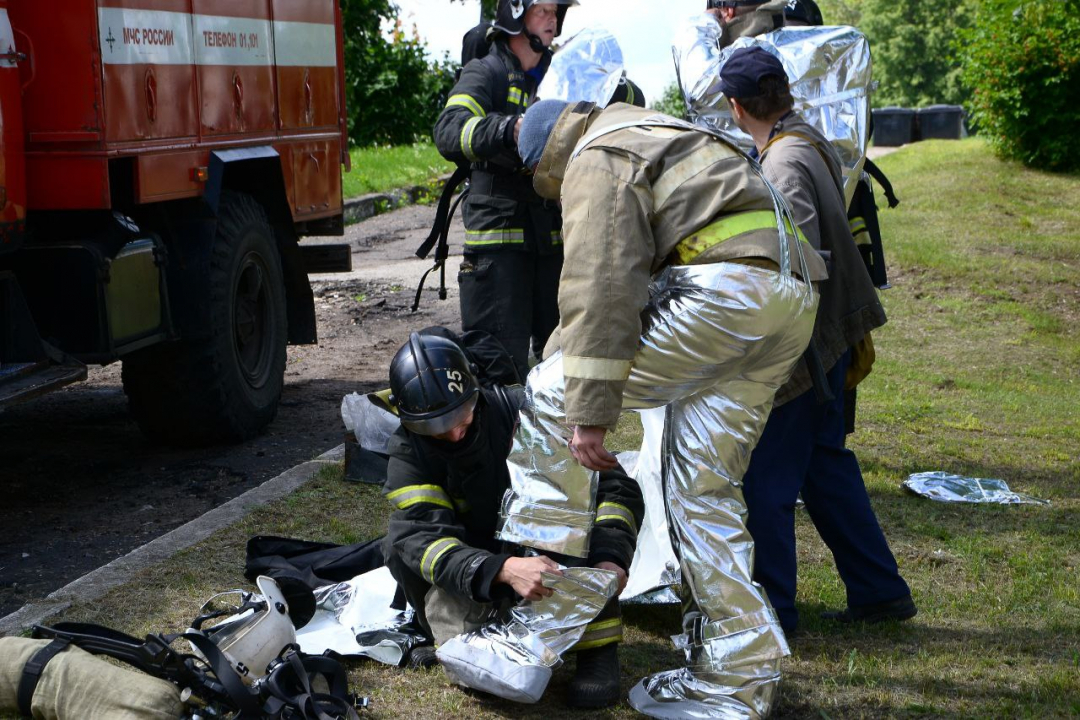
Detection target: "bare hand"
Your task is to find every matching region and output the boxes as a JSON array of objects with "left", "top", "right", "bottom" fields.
[
  {"left": 569, "top": 425, "right": 619, "bottom": 471},
  {"left": 514, "top": 117, "right": 523, "bottom": 144},
  {"left": 496, "top": 555, "right": 562, "bottom": 601},
  {"left": 594, "top": 561, "right": 628, "bottom": 595}
]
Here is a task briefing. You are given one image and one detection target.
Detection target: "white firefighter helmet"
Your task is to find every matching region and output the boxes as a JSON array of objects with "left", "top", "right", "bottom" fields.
[{"left": 190, "top": 575, "right": 297, "bottom": 684}]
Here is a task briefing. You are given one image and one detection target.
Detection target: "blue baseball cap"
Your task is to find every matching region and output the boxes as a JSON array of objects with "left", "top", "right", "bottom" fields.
[{"left": 717, "top": 46, "right": 788, "bottom": 99}]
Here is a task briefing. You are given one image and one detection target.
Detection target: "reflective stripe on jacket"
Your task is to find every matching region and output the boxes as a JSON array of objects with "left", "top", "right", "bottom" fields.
[
  {"left": 383, "top": 386, "right": 643, "bottom": 602},
  {"left": 433, "top": 42, "right": 561, "bottom": 254}
]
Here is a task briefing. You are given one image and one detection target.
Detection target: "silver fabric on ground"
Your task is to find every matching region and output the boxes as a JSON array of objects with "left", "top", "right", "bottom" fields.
[
  {"left": 436, "top": 567, "right": 617, "bottom": 703},
  {"left": 674, "top": 19, "right": 872, "bottom": 203},
  {"left": 295, "top": 566, "right": 423, "bottom": 666},
  {"left": 902, "top": 472, "right": 1050, "bottom": 506},
  {"left": 537, "top": 26, "right": 625, "bottom": 107},
  {"left": 500, "top": 262, "right": 816, "bottom": 717}
]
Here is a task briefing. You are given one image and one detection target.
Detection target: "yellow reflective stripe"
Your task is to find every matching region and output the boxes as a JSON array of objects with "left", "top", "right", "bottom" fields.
[
  {"left": 672, "top": 211, "right": 807, "bottom": 265},
  {"left": 625, "top": 82, "right": 635, "bottom": 105},
  {"left": 575, "top": 618, "right": 623, "bottom": 650},
  {"left": 420, "top": 538, "right": 461, "bottom": 583},
  {"left": 446, "top": 94, "right": 486, "bottom": 117},
  {"left": 596, "top": 501, "right": 637, "bottom": 533},
  {"left": 464, "top": 228, "right": 526, "bottom": 245},
  {"left": 653, "top": 142, "right": 739, "bottom": 209},
  {"left": 461, "top": 116, "right": 482, "bottom": 162},
  {"left": 849, "top": 216, "right": 867, "bottom": 233},
  {"left": 386, "top": 484, "right": 454, "bottom": 511},
  {"left": 585, "top": 618, "right": 622, "bottom": 632},
  {"left": 507, "top": 87, "right": 524, "bottom": 106},
  {"left": 562, "top": 355, "right": 632, "bottom": 382},
  {"left": 550, "top": 230, "right": 563, "bottom": 245}
]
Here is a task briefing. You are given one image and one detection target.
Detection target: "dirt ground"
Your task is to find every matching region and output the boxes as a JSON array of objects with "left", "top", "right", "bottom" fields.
[{"left": 0, "top": 204, "right": 464, "bottom": 618}]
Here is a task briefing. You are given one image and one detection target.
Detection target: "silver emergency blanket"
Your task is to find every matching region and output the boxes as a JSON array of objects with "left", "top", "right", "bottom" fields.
[
  {"left": 294, "top": 566, "right": 424, "bottom": 666},
  {"left": 674, "top": 18, "right": 873, "bottom": 204},
  {"left": 902, "top": 472, "right": 1050, "bottom": 506},
  {"left": 537, "top": 26, "right": 626, "bottom": 107},
  {"left": 437, "top": 567, "right": 617, "bottom": 703}
]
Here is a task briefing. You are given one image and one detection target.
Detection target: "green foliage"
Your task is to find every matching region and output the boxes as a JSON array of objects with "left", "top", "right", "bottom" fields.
[
  {"left": 817, "top": 0, "right": 864, "bottom": 25},
  {"left": 341, "top": 0, "right": 459, "bottom": 147},
  {"left": 342, "top": 142, "right": 452, "bottom": 197},
  {"left": 860, "top": 0, "right": 973, "bottom": 107},
  {"left": 957, "top": 0, "right": 1080, "bottom": 172},
  {"left": 651, "top": 81, "right": 687, "bottom": 119}
]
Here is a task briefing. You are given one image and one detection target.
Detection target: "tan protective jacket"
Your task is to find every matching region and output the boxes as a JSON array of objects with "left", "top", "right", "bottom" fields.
[
  {"left": 532, "top": 103, "right": 826, "bottom": 428},
  {"left": 760, "top": 115, "right": 887, "bottom": 405}
]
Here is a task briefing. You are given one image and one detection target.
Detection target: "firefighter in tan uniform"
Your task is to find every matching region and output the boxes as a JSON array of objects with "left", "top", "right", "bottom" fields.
[{"left": 492, "top": 98, "right": 827, "bottom": 718}]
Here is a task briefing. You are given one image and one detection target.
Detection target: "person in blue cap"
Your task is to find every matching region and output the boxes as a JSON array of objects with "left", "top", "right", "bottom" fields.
[{"left": 719, "top": 45, "right": 917, "bottom": 636}]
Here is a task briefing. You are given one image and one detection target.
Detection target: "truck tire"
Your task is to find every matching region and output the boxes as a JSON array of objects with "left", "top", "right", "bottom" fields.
[{"left": 123, "top": 191, "right": 287, "bottom": 445}]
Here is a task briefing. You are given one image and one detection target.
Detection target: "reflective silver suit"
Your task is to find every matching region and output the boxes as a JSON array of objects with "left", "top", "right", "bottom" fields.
[{"left": 494, "top": 104, "right": 820, "bottom": 717}]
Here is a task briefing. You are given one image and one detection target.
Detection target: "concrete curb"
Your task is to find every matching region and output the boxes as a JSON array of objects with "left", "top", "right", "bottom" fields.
[
  {"left": 343, "top": 172, "right": 454, "bottom": 224},
  {"left": 0, "top": 445, "right": 346, "bottom": 637}
]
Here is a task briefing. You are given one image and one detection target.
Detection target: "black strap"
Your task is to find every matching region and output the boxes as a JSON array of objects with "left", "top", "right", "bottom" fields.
[
  {"left": 412, "top": 188, "right": 468, "bottom": 312},
  {"left": 863, "top": 158, "right": 899, "bottom": 209},
  {"left": 182, "top": 632, "right": 265, "bottom": 718},
  {"left": 262, "top": 651, "right": 361, "bottom": 720},
  {"left": 416, "top": 164, "right": 470, "bottom": 260},
  {"left": 803, "top": 344, "right": 835, "bottom": 405},
  {"left": 17, "top": 638, "right": 71, "bottom": 716}
]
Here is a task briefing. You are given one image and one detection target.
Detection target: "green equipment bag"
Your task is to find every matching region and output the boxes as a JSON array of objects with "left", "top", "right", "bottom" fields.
[{"left": 0, "top": 637, "right": 184, "bottom": 720}]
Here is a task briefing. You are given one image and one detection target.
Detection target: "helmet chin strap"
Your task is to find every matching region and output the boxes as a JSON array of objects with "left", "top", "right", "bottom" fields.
[{"left": 527, "top": 32, "right": 546, "bottom": 53}]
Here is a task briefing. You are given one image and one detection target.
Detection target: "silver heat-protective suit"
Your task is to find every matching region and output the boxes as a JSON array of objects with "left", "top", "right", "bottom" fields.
[
  {"left": 497, "top": 115, "right": 819, "bottom": 716},
  {"left": 674, "top": 18, "right": 872, "bottom": 204},
  {"left": 435, "top": 566, "right": 617, "bottom": 703}
]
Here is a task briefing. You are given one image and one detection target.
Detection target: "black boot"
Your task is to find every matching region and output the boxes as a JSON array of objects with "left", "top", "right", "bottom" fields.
[{"left": 567, "top": 642, "right": 621, "bottom": 709}]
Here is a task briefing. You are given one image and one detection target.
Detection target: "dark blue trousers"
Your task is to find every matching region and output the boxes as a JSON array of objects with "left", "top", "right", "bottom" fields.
[{"left": 742, "top": 350, "right": 910, "bottom": 633}]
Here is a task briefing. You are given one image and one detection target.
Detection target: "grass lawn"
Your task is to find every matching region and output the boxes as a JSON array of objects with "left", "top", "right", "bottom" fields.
[
  {"left": 13, "top": 139, "right": 1079, "bottom": 719},
  {"left": 341, "top": 143, "right": 453, "bottom": 199}
]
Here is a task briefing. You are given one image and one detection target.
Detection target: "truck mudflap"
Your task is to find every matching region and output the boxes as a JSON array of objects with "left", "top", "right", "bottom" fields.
[{"left": 0, "top": 270, "right": 87, "bottom": 409}]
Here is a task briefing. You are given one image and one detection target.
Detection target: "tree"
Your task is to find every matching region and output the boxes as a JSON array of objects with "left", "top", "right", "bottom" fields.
[
  {"left": 859, "top": 0, "right": 974, "bottom": 107},
  {"left": 817, "top": 0, "right": 864, "bottom": 26},
  {"left": 652, "top": 81, "right": 688, "bottom": 120},
  {"left": 341, "top": 0, "right": 458, "bottom": 147}
]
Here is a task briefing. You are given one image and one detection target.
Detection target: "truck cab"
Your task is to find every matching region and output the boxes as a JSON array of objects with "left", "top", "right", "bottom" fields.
[{"left": 0, "top": 0, "right": 349, "bottom": 445}]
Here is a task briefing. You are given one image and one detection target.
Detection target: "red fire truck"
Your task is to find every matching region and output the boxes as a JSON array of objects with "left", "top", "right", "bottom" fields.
[{"left": 0, "top": 0, "right": 350, "bottom": 445}]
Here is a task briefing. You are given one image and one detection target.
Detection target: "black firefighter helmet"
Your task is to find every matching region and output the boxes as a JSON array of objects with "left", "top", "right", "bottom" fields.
[
  {"left": 494, "top": 0, "right": 578, "bottom": 50},
  {"left": 389, "top": 332, "right": 480, "bottom": 436},
  {"left": 784, "top": 0, "right": 824, "bottom": 26}
]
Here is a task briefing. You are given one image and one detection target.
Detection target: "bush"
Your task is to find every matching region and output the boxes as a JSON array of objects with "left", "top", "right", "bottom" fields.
[
  {"left": 341, "top": 0, "right": 459, "bottom": 147},
  {"left": 958, "top": 0, "right": 1080, "bottom": 172},
  {"left": 859, "top": 0, "right": 974, "bottom": 108}
]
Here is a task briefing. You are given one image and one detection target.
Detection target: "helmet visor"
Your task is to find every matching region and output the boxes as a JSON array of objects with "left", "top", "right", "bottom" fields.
[{"left": 401, "top": 393, "right": 478, "bottom": 437}]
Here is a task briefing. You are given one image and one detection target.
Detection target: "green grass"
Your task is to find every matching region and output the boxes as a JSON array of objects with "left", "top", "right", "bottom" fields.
[
  {"left": 342, "top": 142, "right": 453, "bottom": 198},
  {"left": 10, "top": 139, "right": 1080, "bottom": 719}
]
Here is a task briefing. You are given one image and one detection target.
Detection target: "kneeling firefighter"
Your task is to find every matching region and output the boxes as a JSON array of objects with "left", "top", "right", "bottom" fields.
[{"left": 381, "top": 330, "right": 644, "bottom": 707}]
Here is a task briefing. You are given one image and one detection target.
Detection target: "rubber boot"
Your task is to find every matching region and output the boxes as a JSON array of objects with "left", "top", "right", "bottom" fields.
[{"left": 567, "top": 642, "right": 621, "bottom": 709}]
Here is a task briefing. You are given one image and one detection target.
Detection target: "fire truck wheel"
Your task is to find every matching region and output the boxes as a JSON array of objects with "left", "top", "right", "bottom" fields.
[{"left": 123, "top": 191, "right": 287, "bottom": 445}]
